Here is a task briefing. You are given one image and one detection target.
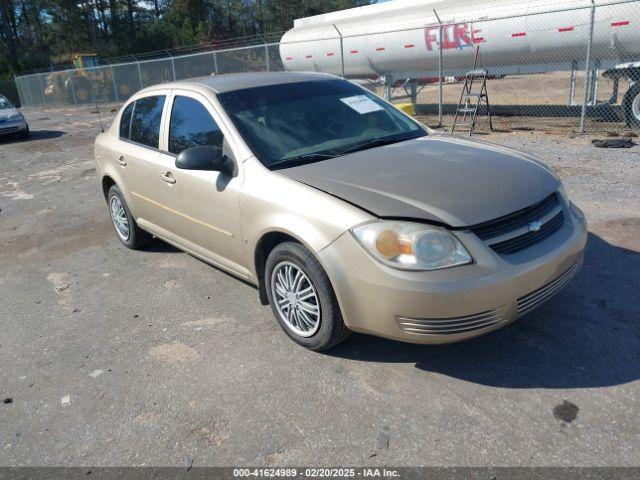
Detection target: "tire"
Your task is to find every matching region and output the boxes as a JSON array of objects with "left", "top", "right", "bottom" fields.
[
  {"left": 265, "top": 241, "right": 351, "bottom": 351},
  {"left": 19, "top": 125, "right": 30, "bottom": 139},
  {"left": 622, "top": 83, "right": 640, "bottom": 129},
  {"left": 107, "top": 185, "right": 151, "bottom": 250},
  {"left": 68, "top": 77, "right": 90, "bottom": 103},
  {"left": 117, "top": 82, "right": 132, "bottom": 99}
]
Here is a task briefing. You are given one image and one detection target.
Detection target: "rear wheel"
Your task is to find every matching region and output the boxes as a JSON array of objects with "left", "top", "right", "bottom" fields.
[
  {"left": 107, "top": 185, "right": 151, "bottom": 249},
  {"left": 622, "top": 83, "right": 640, "bottom": 129},
  {"left": 265, "top": 242, "right": 350, "bottom": 351}
]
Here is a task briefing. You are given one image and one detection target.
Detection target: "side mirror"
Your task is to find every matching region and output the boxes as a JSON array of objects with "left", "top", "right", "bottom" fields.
[{"left": 175, "top": 145, "right": 234, "bottom": 176}]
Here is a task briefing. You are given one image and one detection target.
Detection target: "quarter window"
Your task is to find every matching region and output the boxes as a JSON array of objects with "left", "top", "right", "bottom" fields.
[
  {"left": 119, "top": 102, "right": 133, "bottom": 139},
  {"left": 129, "top": 95, "right": 165, "bottom": 148},
  {"left": 169, "top": 96, "right": 224, "bottom": 155}
]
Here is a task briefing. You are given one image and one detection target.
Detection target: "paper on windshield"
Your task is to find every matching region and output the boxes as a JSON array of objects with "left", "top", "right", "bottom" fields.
[{"left": 340, "top": 95, "right": 384, "bottom": 115}]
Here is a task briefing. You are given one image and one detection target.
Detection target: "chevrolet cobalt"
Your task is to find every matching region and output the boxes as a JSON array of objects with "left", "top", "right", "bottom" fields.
[{"left": 95, "top": 72, "right": 587, "bottom": 350}]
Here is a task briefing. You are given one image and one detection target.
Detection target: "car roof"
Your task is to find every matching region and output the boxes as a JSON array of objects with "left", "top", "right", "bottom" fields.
[{"left": 141, "top": 71, "right": 337, "bottom": 95}]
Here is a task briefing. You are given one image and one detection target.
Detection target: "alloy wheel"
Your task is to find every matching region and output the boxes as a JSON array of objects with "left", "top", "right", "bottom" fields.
[
  {"left": 109, "top": 196, "right": 130, "bottom": 241},
  {"left": 270, "top": 261, "right": 321, "bottom": 337}
]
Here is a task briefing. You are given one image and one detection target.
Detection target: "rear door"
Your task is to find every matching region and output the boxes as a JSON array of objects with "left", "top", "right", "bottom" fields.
[{"left": 116, "top": 92, "right": 169, "bottom": 227}]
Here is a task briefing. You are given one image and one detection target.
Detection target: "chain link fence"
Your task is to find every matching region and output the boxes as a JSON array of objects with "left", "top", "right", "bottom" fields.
[
  {"left": 0, "top": 78, "right": 20, "bottom": 105},
  {"left": 13, "top": 0, "right": 640, "bottom": 133}
]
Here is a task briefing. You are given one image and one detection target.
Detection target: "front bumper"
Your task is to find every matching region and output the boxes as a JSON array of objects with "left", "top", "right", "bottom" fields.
[
  {"left": 0, "top": 118, "right": 27, "bottom": 136},
  {"left": 318, "top": 201, "right": 588, "bottom": 344}
]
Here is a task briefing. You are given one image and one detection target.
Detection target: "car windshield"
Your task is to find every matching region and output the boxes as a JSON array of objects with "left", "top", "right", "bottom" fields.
[
  {"left": 0, "top": 97, "right": 13, "bottom": 110},
  {"left": 218, "top": 79, "right": 426, "bottom": 169}
]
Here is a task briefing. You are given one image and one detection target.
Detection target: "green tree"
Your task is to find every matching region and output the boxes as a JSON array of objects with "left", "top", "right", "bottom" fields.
[{"left": 0, "top": 0, "right": 376, "bottom": 77}]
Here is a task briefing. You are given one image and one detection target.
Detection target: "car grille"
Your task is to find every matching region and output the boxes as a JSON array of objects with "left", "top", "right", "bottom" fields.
[
  {"left": 397, "top": 307, "right": 508, "bottom": 336},
  {"left": 469, "top": 192, "right": 564, "bottom": 255},
  {"left": 517, "top": 259, "right": 582, "bottom": 316}
]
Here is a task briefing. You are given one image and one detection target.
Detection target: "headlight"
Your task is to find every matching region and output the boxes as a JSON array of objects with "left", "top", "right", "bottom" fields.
[
  {"left": 351, "top": 221, "right": 472, "bottom": 271},
  {"left": 557, "top": 185, "right": 568, "bottom": 201},
  {"left": 8, "top": 112, "right": 22, "bottom": 120}
]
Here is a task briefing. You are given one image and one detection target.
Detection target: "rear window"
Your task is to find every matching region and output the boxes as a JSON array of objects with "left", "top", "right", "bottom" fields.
[
  {"left": 119, "top": 103, "right": 133, "bottom": 139},
  {"left": 128, "top": 95, "right": 165, "bottom": 148}
]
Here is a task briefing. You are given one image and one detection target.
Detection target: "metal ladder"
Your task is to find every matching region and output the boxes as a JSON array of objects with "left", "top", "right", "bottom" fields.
[{"left": 451, "top": 49, "right": 494, "bottom": 136}]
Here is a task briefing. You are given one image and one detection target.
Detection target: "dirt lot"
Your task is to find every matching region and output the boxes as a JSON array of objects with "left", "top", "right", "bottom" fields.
[{"left": 0, "top": 106, "right": 639, "bottom": 467}]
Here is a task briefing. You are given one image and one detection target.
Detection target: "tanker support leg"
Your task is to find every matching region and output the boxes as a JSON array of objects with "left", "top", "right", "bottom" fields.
[
  {"left": 568, "top": 61, "right": 577, "bottom": 106},
  {"left": 410, "top": 80, "right": 418, "bottom": 114},
  {"left": 384, "top": 75, "right": 394, "bottom": 102}
]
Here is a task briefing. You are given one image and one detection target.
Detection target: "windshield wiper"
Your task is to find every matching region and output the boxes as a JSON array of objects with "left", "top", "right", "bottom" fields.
[
  {"left": 338, "top": 134, "right": 421, "bottom": 156},
  {"left": 268, "top": 133, "right": 424, "bottom": 170},
  {"left": 269, "top": 152, "right": 338, "bottom": 170}
]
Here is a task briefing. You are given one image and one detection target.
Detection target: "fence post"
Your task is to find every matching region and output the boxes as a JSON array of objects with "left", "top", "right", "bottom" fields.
[
  {"left": 332, "top": 24, "right": 345, "bottom": 78},
  {"left": 168, "top": 51, "right": 177, "bottom": 80},
  {"left": 13, "top": 74, "right": 25, "bottom": 108},
  {"left": 136, "top": 61, "right": 143, "bottom": 89},
  {"left": 384, "top": 76, "right": 393, "bottom": 101},
  {"left": 580, "top": 0, "right": 596, "bottom": 133},
  {"left": 22, "top": 76, "right": 32, "bottom": 108},
  {"left": 28, "top": 78, "right": 35, "bottom": 108},
  {"left": 261, "top": 35, "right": 270, "bottom": 72},
  {"left": 37, "top": 74, "right": 46, "bottom": 106},
  {"left": 434, "top": 9, "right": 443, "bottom": 128},
  {"left": 111, "top": 65, "right": 120, "bottom": 106},
  {"left": 213, "top": 50, "right": 219, "bottom": 74}
]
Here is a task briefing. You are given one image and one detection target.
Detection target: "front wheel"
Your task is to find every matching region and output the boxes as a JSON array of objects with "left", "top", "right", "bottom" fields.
[
  {"left": 265, "top": 242, "right": 351, "bottom": 351},
  {"left": 622, "top": 83, "right": 640, "bottom": 129},
  {"left": 19, "top": 125, "right": 30, "bottom": 139}
]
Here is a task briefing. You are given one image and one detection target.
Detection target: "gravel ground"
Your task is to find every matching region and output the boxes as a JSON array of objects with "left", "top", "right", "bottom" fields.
[{"left": 0, "top": 106, "right": 639, "bottom": 467}]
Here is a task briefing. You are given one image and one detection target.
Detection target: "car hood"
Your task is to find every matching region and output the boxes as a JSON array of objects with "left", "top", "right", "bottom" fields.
[
  {"left": 278, "top": 136, "right": 560, "bottom": 227},
  {"left": 0, "top": 108, "right": 20, "bottom": 121}
]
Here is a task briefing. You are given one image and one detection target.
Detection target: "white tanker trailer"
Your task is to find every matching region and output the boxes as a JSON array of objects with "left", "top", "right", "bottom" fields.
[{"left": 279, "top": 0, "right": 640, "bottom": 127}]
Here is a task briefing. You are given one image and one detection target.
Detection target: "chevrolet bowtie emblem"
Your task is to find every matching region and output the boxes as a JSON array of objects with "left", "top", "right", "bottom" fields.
[{"left": 529, "top": 220, "right": 542, "bottom": 233}]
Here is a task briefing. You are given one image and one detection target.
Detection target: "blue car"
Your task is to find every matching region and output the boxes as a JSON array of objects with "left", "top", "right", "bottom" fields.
[{"left": 0, "top": 95, "right": 29, "bottom": 138}]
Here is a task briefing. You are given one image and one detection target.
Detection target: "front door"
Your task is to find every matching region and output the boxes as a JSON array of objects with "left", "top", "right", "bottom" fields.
[{"left": 153, "top": 91, "right": 246, "bottom": 277}]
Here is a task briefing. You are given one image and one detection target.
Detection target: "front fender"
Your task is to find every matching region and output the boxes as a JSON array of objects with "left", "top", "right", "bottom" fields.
[{"left": 239, "top": 158, "right": 373, "bottom": 280}]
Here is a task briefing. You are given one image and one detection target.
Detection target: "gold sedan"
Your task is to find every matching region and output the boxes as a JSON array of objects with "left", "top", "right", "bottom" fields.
[{"left": 95, "top": 72, "right": 587, "bottom": 350}]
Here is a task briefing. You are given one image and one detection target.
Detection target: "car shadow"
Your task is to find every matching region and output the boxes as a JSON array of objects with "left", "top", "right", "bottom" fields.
[
  {"left": 0, "top": 130, "right": 65, "bottom": 143},
  {"left": 141, "top": 236, "right": 261, "bottom": 290},
  {"left": 329, "top": 233, "right": 640, "bottom": 389},
  {"left": 143, "top": 237, "right": 181, "bottom": 254}
]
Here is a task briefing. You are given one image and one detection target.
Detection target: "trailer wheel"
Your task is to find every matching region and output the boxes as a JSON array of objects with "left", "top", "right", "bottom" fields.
[
  {"left": 622, "top": 83, "right": 640, "bottom": 129},
  {"left": 66, "top": 77, "right": 90, "bottom": 104}
]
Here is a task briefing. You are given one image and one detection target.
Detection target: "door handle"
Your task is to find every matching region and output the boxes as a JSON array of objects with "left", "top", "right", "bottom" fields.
[
  {"left": 160, "top": 172, "right": 176, "bottom": 184},
  {"left": 116, "top": 156, "right": 127, "bottom": 166}
]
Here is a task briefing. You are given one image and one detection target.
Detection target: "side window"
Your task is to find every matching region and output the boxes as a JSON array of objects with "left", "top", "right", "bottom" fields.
[
  {"left": 169, "top": 96, "right": 224, "bottom": 155},
  {"left": 130, "top": 95, "right": 165, "bottom": 148},
  {"left": 119, "top": 102, "right": 133, "bottom": 139}
]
